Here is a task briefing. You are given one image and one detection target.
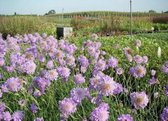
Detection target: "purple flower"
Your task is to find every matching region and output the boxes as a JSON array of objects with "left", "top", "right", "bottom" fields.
[
  {"left": 133, "top": 55, "right": 143, "bottom": 64},
  {"left": 34, "top": 117, "right": 44, "bottom": 121},
  {"left": 74, "top": 74, "right": 85, "bottom": 85},
  {"left": 30, "top": 103, "right": 38, "bottom": 114},
  {"left": 12, "top": 111, "right": 24, "bottom": 121},
  {"left": 108, "top": 56, "right": 118, "bottom": 68},
  {"left": 90, "top": 103, "right": 109, "bottom": 121},
  {"left": 18, "top": 60, "right": 36, "bottom": 74},
  {"left": 66, "top": 55, "right": 75, "bottom": 67},
  {"left": 0, "top": 58, "right": 5, "bottom": 66},
  {"left": 43, "top": 69, "right": 58, "bottom": 81},
  {"left": 33, "top": 77, "right": 51, "bottom": 93},
  {"left": 57, "top": 67, "right": 70, "bottom": 81},
  {"left": 94, "top": 59, "right": 106, "bottom": 71},
  {"left": 130, "top": 65, "right": 146, "bottom": 78},
  {"left": 46, "top": 60, "right": 54, "bottom": 69},
  {"left": 117, "top": 114, "right": 134, "bottom": 121},
  {"left": 5, "top": 77, "right": 22, "bottom": 92},
  {"left": 70, "top": 88, "right": 89, "bottom": 104},
  {"left": 89, "top": 76, "right": 101, "bottom": 90},
  {"left": 0, "top": 73, "right": 3, "bottom": 79},
  {"left": 2, "top": 111, "right": 12, "bottom": 121},
  {"left": 161, "top": 106, "right": 168, "bottom": 121},
  {"left": 162, "top": 61, "right": 168, "bottom": 74},
  {"left": 142, "top": 56, "right": 148, "bottom": 64},
  {"left": 130, "top": 92, "right": 149, "bottom": 109},
  {"left": 0, "top": 102, "right": 6, "bottom": 112},
  {"left": 59, "top": 98, "right": 77, "bottom": 119},
  {"left": 165, "top": 85, "right": 168, "bottom": 96},
  {"left": 148, "top": 77, "right": 159, "bottom": 85},
  {"left": 98, "top": 75, "right": 122, "bottom": 96},
  {"left": 78, "top": 55, "right": 89, "bottom": 68}
]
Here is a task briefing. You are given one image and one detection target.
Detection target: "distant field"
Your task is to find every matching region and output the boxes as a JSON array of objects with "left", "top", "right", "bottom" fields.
[{"left": 0, "top": 11, "right": 168, "bottom": 36}]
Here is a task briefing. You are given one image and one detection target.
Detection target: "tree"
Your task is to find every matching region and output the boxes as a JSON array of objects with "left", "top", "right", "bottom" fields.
[
  {"left": 48, "top": 10, "right": 56, "bottom": 15},
  {"left": 149, "top": 10, "right": 156, "bottom": 13}
]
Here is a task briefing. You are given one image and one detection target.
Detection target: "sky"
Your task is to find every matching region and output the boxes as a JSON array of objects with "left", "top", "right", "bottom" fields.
[{"left": 0, "top": 0, "right": 168, "bottom": 15}]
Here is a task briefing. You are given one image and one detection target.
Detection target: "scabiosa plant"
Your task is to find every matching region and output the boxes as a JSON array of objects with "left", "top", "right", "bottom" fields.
[
  {"left": 34, "top": 117, "right": 44, "bottom": 121},
  {"left": 130, "top": 92, "right": 149, "bottom": 109},
  {"left": 133, "top": 55, "right": 143, "bottom": 64},
  {"left": 5, "top": 77, "right": 22, "bottom": 92},
  {"left": 0, "top": 102, "right": 6, "bottom": 112},
  {"left": 148, "top": 77, "right": 159, "bottom": 85},
  {"left": 89, "top": 76, "right": 101, "bottom": 90},
  {"left": 70, "top": 87, "right": 89, "bottom": 104},
  {"left": 74, "top": 74, "right": 85, "bottom": 85},
  {"left": 0, "top": 58, "right": 5, "bottom": 66},
  {"left": 59, "top": 98, "right": 77, "bottom": 119},
  {"left": 90, "top": 102, "right": 109, "bottom": 121},
  {"left": 108, "top": 56, "right": 118, "bottom": 68},
  {"left": 18, "top": 60, "right": 36, "bottom": 74},
  {"left": 130, "top": 65, "right": 146, "bottom": 78},
  {"left": 33, "top": 77, "right": 51, "bottom": 94},
  {"left": 2, "top": 111, "right": 12, "bottom": 121},
  {"left": 66, "top": 55, "right": 75, "bottom": 67},
  {"left": 43, "top": 69, "right": 58, "bottom": 81},
  {"left": 57, "top": 66, "right": 71, "bottom": 81},
  {"left": 117, "top": 114, "right": 134, "bottom": 121},
  {"left": 12, "top": 110, "right": 24, "bottom": 121},
  {"left": 161, "top": 61, "right": 168, "bottom": 74},
  {"left": 30, "top": 103, "right": 38, "bottom": 114},
  {"left": 46, "top": 60, "right": 54, "bottom": 69},
  {"left": 78, "top": 55, "right": 89, "bottom": 67},
  {"left": 161, "top": 106, "right": 168, "bottom": 121},
  {"left": 98, "top": 75, "right": 122, "bottom": 96}
]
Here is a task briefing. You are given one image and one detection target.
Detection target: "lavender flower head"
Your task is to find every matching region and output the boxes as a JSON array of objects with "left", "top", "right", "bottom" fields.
[
  {"left": 78, "top": 55, "right": 89, "bottom": 68},
  {"left": 130, "top": 92, "right": 149, "bottom": 109},
  {"left": 133, "top": 55, "right": 143, "bottom": 64},
  {"left": 18, "top": 60, "right": 36, "bottom": 74},
  {"left": 57, "top": 67, "right": 71, "bottom": 81},
  {"left": 98, "top": 75, "right": 122, "bottom": 96},
  {"left": 162, "top": 61, "right": 168, "bottom": 74},
  {"left": 0, "top": 58, "right": 5, "bottom": 66},
  {"left": 3, "top": 111, "right": 12, "bottom": 121},
  {"left": 12, "top": 111, "right": 24, "bottom": 121},
  {"left": 90, "top": 102, "right": 109, "bottom": 121},
  {"left": 70, "top": 87, "right": 89, "bottom": 104},
  {"left": 34, "top": 117, "right": 44, "bottom": 121},
  {"left": 30, "top": 103, "right": 38, "bottom": 114},
  {"left": 59, "top": 98, "right": 77, "bottom": 119},
  {"left": 117, "top": 114, "right": 134, "bottom": 121},
  {"left": 161, "top": 106, "right": 168, "bottom": 121},
  {"left": 130, "top": 65, "right": 146, "bottom": 78},
  {"left": 0, "top": 102, "right": 6, "bottom": 112},
  {"left": 74, "top": 74, "right": 85, "bottom": 85},
  {"left": 46, "top": 60, "right": 54, "bottom": 69},
  {"left": 108, "top": 56, "right": 118, "bottom": 68},
  {"left": 44, "top": 69, "right": 58, "bottom": 81},
  {"left": 5, "top": 77, "right": 22, "bottom": 92}
]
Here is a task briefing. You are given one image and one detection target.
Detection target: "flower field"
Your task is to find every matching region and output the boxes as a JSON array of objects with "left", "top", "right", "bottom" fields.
[{"left": 0, "top": 33, "right": 168, "bottom": 121}]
